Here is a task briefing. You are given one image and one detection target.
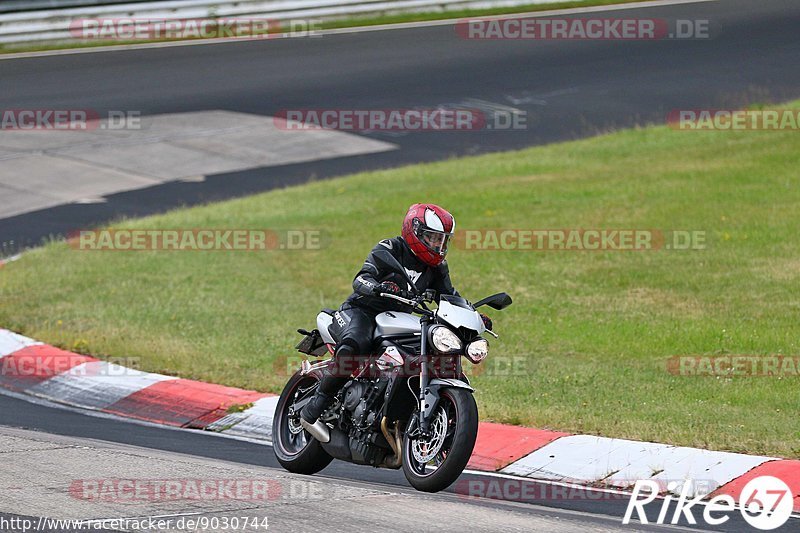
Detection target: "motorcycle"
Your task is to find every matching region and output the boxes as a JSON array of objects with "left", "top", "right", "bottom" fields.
[{"left": 272, "top": 248, "right": 512, "bottom": 492}]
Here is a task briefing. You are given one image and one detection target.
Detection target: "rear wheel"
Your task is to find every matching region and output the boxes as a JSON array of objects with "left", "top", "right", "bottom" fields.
[
  {"left": 402, "top": 388, "right": 478, "bottom": 492},
  {"left": 272, "top": 370, "right": 333, "bottom": 475}
]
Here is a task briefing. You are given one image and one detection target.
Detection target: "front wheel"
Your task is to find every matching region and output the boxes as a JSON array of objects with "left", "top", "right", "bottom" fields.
[
  {"left": 402, "top": 388, "right": 478, "bottom": 492},
  {"left": 272, "top": 370, "right": 333, "bottom": 475}
]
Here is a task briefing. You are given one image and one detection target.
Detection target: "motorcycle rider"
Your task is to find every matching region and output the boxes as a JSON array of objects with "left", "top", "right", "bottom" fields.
[{"left": 300, "top": 203, "right": 491, "bottom": 436}]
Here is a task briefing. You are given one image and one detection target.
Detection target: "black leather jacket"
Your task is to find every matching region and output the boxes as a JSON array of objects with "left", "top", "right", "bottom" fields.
[{"left": 343, "top": 237, "right": 459, "bottom": 314}]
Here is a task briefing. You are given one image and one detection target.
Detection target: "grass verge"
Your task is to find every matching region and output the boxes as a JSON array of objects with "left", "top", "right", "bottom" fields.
[{"left": 1, "top": 103, "right": 799, "bottom": 458}]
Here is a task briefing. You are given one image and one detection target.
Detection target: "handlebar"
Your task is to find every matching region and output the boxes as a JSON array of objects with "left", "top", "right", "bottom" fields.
[
  {"left": 378, "top": 292, "right": 418, "bottom": 306},
  {"left": 378, "top": 292, "right": 435, "bottom": 317}
]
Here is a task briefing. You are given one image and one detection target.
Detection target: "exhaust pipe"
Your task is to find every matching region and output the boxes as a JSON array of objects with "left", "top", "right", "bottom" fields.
[
  {"left": 300, "top": 418, "right": 330, "bottom": 443},
  {"left": 380, "top": 416, "right": 403, "bottom": 469}
]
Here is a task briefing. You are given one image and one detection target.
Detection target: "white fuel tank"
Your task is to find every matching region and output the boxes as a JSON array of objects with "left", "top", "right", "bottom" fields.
[{"left": 374, "top": 311, "right": 421, "bottom": 337}]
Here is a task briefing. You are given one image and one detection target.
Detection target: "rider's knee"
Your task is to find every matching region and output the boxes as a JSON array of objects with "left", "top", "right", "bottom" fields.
[{"left": 337, "top": 337, "right": 370, "bottom": 359}]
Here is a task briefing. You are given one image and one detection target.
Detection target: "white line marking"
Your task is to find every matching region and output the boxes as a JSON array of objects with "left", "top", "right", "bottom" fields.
[
  {"left": 72, "top": 197, "right": 108, "bottom": 204},
  {"left": 0, "top": 0, "right": 717, "bottom": 61}
]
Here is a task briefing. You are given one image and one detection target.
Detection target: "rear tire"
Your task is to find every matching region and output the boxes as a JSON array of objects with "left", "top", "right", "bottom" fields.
[
  {"left": 402, "top": 388, "right": 478, "bottom": 493},
  {"left": 272, "top": 370, "right": 333, "bottom": 475}
]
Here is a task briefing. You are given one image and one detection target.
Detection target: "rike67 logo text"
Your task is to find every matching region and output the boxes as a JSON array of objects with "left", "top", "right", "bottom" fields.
[{"left": 623, "top": 476, "right": 794, "bottom": 530}]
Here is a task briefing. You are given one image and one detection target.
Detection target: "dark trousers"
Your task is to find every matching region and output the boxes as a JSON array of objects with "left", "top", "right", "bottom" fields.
[
  {"left": 318, "top": 305, "right": 376, "bottom": 396},
  {"left": 302, "top": 305, "right": 380, "bottom": 422}
]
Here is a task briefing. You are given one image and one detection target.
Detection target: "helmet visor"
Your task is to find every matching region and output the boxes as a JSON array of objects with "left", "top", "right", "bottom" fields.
[{"left": 418, "top": 228, "right": 452, "bottom": 256}]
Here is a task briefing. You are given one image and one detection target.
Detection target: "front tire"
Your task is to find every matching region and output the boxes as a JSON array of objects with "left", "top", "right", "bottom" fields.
[
  {"left": 402, "top": 388, "right": 478, "bottom": 492},
  {"left": 272, "top": 370, "right": 333, "bottom": 475}
]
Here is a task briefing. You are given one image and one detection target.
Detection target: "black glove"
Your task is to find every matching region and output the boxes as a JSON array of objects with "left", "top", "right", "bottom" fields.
[
  {"left": 480, "top": 313, "right": 493, "bottom": 331},
  {"left": 374, "top": 281, "right": 402, "bottom": 296}
]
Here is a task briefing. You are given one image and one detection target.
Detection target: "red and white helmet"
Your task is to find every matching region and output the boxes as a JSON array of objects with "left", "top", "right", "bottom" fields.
[{"left": 402, "top": 203, "right": 455, "bottom": 267}]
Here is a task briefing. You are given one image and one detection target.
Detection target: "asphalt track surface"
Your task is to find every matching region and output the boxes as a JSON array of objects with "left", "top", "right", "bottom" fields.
[
  {"left": 1, "top": 0, "right": 800, "bottom": 250},
  {"left": 1, "top": 392, "right": 798, "bottom": 531}
]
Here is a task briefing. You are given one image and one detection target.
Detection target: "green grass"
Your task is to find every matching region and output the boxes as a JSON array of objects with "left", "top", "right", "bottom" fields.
[
  {"left": 2, "top": 103, "right": 800, "bottom": 458},
  {"left": 0, "top": 0, "right": 653, "bottom": 54}
]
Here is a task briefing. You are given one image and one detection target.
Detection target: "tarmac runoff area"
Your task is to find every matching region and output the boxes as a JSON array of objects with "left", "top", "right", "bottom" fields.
[{"left": 0, "top": 110, "right": 397, "bottom": 220}]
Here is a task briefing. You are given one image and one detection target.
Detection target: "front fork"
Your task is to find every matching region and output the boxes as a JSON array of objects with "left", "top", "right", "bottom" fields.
[
  {"left": 416, "top": 318, "right": 469, "bottom": 438},
  {"left": 417, "top": 316, "right": 432, "bottom": 436},
  {"left": 419, "top": 317, "right": 468, "bottom": 435}
]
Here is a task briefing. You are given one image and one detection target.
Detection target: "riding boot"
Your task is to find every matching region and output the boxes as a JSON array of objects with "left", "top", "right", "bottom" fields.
[
  {"left": 299, "top": 373, "right": 347, "bottom": 423},
  {"left": 299, "top": 343, "right": 356, "bottom": 423}
]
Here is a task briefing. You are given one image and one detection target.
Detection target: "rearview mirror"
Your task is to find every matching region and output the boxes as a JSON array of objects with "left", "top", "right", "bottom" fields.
[
  {"left": 473, "top": 292, "right": 513, "bottom": 310},
  {"left": 371, "top": 248, "right": 404, "bottom": 272},
  {"left": 371, "top": 248, "right": 416, "bottom": 289}
]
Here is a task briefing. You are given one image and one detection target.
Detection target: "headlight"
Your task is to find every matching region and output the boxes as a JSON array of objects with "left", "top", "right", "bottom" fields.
[
  {"left": 430, "top": 326, "right": 462, "bottom": 353},
  {"left": 465, "top": 338, "right": 489, "bottom": 363}
]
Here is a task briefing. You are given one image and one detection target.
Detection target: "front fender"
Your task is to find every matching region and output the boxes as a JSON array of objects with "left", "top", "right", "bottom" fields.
[
  {"left": 429, "top": 378, "right": 474, "bottom": 391},
  {"left": 420, "top": 378, "right": 474, "bottom": 427}
]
